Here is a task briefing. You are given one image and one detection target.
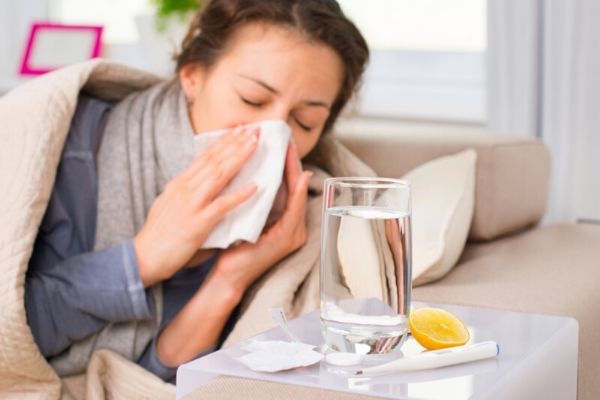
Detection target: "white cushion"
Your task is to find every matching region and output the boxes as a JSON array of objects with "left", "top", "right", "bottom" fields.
[{"left": 405, "top": 149, "right": 477, "bottom": 286}]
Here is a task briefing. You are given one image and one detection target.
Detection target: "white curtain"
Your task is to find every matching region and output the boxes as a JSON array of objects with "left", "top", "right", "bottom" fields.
[
  {"left": 0, "top": 0, "right": 49, "bottom": 81},
  {"left": 487, "top": 0, "right": 600, "bottom": 223}
]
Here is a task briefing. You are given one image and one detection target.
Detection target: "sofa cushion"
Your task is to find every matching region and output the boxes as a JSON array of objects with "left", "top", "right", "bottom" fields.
[
  {"left": 405, "top": 150, "right": 476, "bottom": 285},
  {"left": 337, "top": 129, "right": 550, "bottom": 241},
  {"left": 413, "top": 222, "right": 600, "bottom": 400}
]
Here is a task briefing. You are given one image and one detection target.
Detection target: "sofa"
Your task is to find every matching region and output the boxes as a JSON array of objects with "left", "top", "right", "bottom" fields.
[
  {"left": 339, "top": 126, "right": 600, "bottom": 400},
  {"left": 183, "top": 125, "right": 600, "bottom": 400}
]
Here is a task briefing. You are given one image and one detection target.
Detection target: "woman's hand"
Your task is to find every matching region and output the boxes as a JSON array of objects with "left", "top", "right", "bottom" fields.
[
  {"left": 154, "top": 145, "right": 312, "bottom": 368},
  {"left": 133, "top": 125, "right": 259, "bottom": 287},
  {"left": 214, "top": 144, "right": 313, "bottom": 295}
]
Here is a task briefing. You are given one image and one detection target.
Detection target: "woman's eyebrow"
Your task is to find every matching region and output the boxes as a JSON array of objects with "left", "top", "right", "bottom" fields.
[
  {"left": 237, "top": 74, "right": 331, "bottom": 110},
  {"left": 238, "top": 74, "right": 279, "bottom": 94},
  {"left": 303, "top": 99, "right": 330, "bottom": 110}
]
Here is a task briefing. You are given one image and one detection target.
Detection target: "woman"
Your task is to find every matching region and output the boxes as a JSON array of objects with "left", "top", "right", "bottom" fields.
[{"left": 25, "top": 0, "right": 369, "bottom": 381}]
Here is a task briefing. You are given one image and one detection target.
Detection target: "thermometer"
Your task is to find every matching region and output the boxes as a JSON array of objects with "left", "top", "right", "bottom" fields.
[{"left": 355, "top": 341, "right": 499, "bottom": 375}]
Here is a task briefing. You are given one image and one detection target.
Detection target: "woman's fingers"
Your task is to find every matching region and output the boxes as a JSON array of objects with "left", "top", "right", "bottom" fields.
[
  {"left": 275, "top": 170, "right": 312, "bottom": 250},
  {"left": 177, "top": 129, "right": 311, "bottom": 251},
  {"left": 184, "top": 125, "right": 256, "bottom": 182},
  {"left": 182, "top": 125, "right": 244, "bottom": 180},
  {"left": 199, "top": 182, "right": 258, "bottom": 230},
  {"left": 291, "top": 170, "right": 312, "bottom": 210},
  {"left": 280, "top": 170, "right": 312, "bottom": 229},
  {"left": 283, "top": 143, "right": 309, "bottom": 215},
  {"left": 190, "top": 127, "right": 259, "bottom": 206},
  {"left": 284, "top": 144, "right": 303, "bottom": 196}
]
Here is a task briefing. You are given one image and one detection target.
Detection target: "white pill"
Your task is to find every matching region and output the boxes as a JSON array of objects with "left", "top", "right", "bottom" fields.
[{"left": 325, "top": 352, "right": 363, "bottom": 366}]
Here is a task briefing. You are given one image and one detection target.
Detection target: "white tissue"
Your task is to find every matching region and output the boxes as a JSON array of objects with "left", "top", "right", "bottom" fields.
[
  {"left": 194, "top": 120, "right": 292, "bottom": 249},
  {"left": 237, "top": 340, "right": 324, "bottom": 372}
]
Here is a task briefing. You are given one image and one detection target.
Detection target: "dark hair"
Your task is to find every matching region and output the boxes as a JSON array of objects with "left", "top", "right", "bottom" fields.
[{"left": 176, "top": 0, "right": 369, "bottom": 133}]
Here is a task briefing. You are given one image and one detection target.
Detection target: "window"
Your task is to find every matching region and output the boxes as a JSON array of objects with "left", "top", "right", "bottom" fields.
[
  {"left": 48, "top": 0, "right": 487, "bottom": 122},
  {"left": 338, "top": 0, "right": 487, "bottom": 122},
  {"left": 48, "top": 0, "right": 173, "bottom": 74},
  {"left": 49, "top": 0, "right": 151, "bottom": 43}
]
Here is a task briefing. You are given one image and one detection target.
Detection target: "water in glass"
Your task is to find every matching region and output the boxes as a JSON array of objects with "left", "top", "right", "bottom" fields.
[{"left": 320, "top": 205, "right": 411, "bottom": 354}]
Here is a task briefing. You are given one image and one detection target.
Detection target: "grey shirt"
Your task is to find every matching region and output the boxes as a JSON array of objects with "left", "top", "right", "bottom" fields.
[{"left": 25, "top": 94, "right": 226, "bottom": 381}]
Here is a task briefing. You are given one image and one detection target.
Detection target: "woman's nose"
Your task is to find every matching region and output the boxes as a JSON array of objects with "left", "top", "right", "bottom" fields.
[{"left": 261, "top": 105, "right": 290, "bottom": 123}]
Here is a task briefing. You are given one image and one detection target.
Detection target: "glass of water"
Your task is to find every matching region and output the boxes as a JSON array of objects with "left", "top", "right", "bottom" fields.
[{"left": 320, "top": 178, "right": 411, "bottom": 355}]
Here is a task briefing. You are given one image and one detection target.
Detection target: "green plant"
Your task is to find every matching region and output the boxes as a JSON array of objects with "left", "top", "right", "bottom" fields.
[{"left": 151, "top": 0, "right": 201, "bottom": 30}]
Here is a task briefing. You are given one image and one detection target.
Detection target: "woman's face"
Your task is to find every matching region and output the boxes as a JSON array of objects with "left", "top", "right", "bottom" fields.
[{"left": 179, "top": 22, "right": 344, "bottom": 158}]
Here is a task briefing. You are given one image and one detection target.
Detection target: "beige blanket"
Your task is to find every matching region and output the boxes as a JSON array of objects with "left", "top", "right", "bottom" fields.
[{"left": 0, "top": 59, "right": 375, "bottom": 399}]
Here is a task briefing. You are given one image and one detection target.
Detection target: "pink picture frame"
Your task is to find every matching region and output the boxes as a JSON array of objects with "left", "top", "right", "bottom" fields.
[{"left": 20, "top": 22, "right": 104, "bottom": 76}]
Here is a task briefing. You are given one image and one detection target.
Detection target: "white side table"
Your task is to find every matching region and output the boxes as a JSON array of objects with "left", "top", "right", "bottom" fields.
[{"left": 177, "top": 302, "right": 578, "bottom": 399}]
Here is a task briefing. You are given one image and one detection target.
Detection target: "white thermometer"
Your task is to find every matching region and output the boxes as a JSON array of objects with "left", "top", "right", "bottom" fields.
[{"left": 355, "top": 341, "right": 499, "bottom": 375}]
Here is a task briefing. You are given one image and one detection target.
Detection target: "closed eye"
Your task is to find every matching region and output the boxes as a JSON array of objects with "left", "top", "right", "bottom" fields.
[
  {"left": 295, "top": 117, "right": 312, "bottom": 132},
  {"left": 241, "top": 97, "right": 264, "bottom": 107}
]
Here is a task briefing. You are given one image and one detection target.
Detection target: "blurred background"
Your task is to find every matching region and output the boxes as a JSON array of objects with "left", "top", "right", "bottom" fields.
[{"left": 0, "top": 0, "right": 598, "bottom": 225}]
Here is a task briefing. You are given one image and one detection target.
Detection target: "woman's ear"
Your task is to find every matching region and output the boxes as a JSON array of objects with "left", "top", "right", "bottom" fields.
[{"left": 178, "top": 64, "right": 205, "bottom": 104}]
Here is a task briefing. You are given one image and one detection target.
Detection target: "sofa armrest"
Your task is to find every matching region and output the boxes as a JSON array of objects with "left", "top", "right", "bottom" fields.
[{"left": 336, "top": 127, "right": 551, "bottom": 241}]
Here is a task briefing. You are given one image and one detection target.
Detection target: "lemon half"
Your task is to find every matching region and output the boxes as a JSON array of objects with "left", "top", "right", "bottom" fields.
[{"left": 409, "top": 307, "right": 470, "bottom": 350}]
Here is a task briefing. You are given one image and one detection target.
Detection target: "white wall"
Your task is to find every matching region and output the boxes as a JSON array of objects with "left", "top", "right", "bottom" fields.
[{"left": 0, "top": 0, "right": 48, "bottom": 89}]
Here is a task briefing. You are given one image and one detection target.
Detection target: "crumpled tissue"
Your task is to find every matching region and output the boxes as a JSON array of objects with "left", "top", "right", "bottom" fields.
[
  {"left": 236, "top": 340, "right": 323, "bottom": 372},
  {"left": 194, "top": 120, "right": 291, "bottom": 249}
]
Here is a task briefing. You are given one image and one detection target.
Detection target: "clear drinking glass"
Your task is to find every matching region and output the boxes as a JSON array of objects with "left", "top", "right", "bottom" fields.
[{"left": 320, "top": 178, "right": 412, "bottom": 355}]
